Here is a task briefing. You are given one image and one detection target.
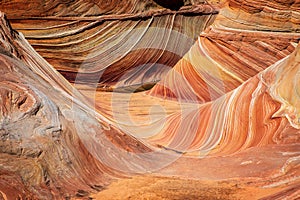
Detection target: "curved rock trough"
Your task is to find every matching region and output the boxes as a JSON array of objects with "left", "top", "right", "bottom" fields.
[{"left": 0, "top": 0, "right": 299, "bottom": 199}]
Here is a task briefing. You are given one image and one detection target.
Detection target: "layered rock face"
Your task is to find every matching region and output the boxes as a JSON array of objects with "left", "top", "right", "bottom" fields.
[
  {"left": 0, "top": 0, "right": 300, "bottom": 199},
  {"left": 1, "top": 0, "right": 217, "bottom": 92},
  {"left": 149, "top": 0, "right": 300, "bottom": 102},
  {"left": 0, "top": 12, "right": 153, "bottom": 199}
]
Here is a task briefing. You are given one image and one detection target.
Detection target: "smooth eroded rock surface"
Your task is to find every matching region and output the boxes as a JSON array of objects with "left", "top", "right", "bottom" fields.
[{"left": 0, "top": 0, "right": 299, "bottom": 199}]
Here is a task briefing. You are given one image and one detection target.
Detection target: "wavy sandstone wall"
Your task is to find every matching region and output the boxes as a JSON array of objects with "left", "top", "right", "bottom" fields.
[{"left": 0, "top": 0, "right": 299, "bottom": 199}]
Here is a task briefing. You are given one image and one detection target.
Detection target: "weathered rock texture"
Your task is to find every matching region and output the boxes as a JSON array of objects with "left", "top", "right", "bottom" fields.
[
  {"left": 1, "top": 0, "right": 217, "bottom": 92},
  {"left": 0, "top": 0, "right": 299, "bottom": 199}
]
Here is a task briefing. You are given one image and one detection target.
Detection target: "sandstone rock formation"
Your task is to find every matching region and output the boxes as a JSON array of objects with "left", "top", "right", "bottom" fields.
[
  {"left": 1, "top": 0, "right": 217, "bottom": 92},
  {"left": 0, "top": 0, "right": 299, "bottom": 199}
]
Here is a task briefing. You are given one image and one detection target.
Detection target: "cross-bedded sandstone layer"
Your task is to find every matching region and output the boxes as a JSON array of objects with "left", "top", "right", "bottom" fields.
[
  {"left": 0, "top": 0, "right": 299, "bottom": 199},
  {"left": 1, "top": 0, "right": 218, "bottom": 92}
]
